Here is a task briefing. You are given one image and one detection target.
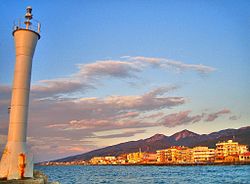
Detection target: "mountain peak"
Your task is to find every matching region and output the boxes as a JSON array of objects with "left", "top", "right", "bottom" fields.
[
  {"left": 171, "top": 129, "right": 199, "bottom": 141},
  {"left": 145, "top": 133, "right": 166, "bottom": 143}
]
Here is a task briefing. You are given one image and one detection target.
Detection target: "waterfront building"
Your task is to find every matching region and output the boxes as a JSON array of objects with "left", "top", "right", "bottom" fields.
[
  {"left": 239, "top": 152, "right": 250, "bottom": 162},
  {"left": 143, "top": 153, "right": 157, "bottom": 163},
  {"left": 156, "top": 149, "right": 168, "bottom": 163},
  {"left": 192, "top": 146, "right": 215, "bottom": 163},
  {"left": 174, "top": 146, "right": 193, "bottom": 163},
  {"left": 239, "top": 144, "right": 248, "bottom": 154},
  {"left": 89, "top": 157, "right": 106, "bottom": 165},
  {"left": 127, "top": 152, "right": 145, "bottom": 163},
  {"left": 89, "top": 156, "right": 118, "bottom": 164},
  {"left": 156, "top": 146, "right": 193, "bottom": 164},
  {"left": 215, "top": 140, "right": 248, "bottom": 162},
  {"left": 116, "top": 154, "right": 128, "bottom": 164},
  {"left": 104, "top": 156, "right": 116, "bottom": 162}
]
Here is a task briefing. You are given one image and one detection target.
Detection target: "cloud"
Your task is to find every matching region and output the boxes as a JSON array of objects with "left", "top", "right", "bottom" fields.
[
  {"left": 96, "top": 129, "right": 146, "bottom": 139},
  {"left": 50, "top": 119, "right": 156, "bottom": 132},
  {"left": 159, "top": 108, "right": 233, "bottom": 127},
  {"left": 0, "top": 60, "right": 141, "bottom": 103},
  {"left": 205, "top": 109, "right": 231, "bottom": 122},
  {"left": 142, "top": 112, "right": 164, "bottom": 119},
  {"left": 114, "top": 111, "right": 140, "bottom": 119},
  {"left": 160, "top": 111, "right": 203, "bottom": 127},
  {"left": 43, "top": 87, "right": 183, "bottom": 132},
  {"left": 127, "top": 56, "right": 216, "bottom": 74},
  {"left": 0, "top": 85, "right": 182, "bottom": 159},
  {"left": 28, "top": 59, "right": 142, "bottom": 99},
  {"left": 27, "top": 136, "right": 97, "bottom": 162},
  {"left": 76, "top": 60, "right": 142, "bottom": 79},
  {"left": 31, "top": 79, "right": 88, "bottom": 98},
  {"left": 0, "top": 56, "right": 215, "bottom": 101},
  {"left": 229, "top": 115, "right": 241, "bottom": 121},
  {"left": 0, "top": 55, "right": 217, "bottom": 161},
  {"left": 101, "top": 87, "right": 184, "bottom": 112}
]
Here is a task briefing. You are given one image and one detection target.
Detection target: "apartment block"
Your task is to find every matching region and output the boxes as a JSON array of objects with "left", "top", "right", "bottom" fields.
[
  {"left": 192, "top": 146, "right": 215, "bottom": 163},
  {"left": 215, "top": 140, "right": 248, "bottom": 162}
]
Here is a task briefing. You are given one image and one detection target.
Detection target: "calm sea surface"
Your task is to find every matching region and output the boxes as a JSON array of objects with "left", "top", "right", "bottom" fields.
[{"left": 36, "top": 165, "right": 250, "bottom": 184}]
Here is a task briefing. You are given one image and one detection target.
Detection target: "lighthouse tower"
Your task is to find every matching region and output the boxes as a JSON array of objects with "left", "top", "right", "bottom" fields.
[{"left": 0, "top": 7, "right": 40, "bottom": 180}]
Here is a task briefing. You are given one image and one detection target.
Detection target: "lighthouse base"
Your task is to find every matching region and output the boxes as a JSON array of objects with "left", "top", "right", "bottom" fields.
[
  {"left": 0, "top": 170, "right": 60, "bottom": 184},
  {"left": 0, "top": 142, "right": 33, "bottom": 180}
]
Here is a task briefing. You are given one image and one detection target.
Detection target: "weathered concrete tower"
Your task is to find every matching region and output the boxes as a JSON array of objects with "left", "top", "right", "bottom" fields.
[{"left": 0, "top": 6, "right": 40, "bottom": 180}]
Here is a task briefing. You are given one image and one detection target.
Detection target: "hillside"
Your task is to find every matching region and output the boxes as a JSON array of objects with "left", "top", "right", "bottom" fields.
[{"left": 54, "top": 126, "right": 250, "bottom": 162}]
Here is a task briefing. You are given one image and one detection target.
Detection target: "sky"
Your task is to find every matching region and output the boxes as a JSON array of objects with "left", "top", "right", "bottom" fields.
[{"left": 0, "top": 0, "right": 250, "bottom": 162}]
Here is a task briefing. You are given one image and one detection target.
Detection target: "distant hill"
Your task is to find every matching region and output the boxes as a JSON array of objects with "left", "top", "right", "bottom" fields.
[{"left": 54, "top": 126, "right": 250, "bottom": 162}]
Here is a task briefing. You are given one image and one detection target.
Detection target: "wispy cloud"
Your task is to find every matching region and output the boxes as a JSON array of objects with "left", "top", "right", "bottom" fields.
[
  {"left": 141, "top": 112, "right": 165, "bottom": 120},
  {"left": 95, "top": 129, "right": 146, "bottom": 139},
  {"left": 76, "top": 60, "right": 142, "bottom": 79},
  {"left": 0, "top": 56, "right": 215, "bottom": 101},
  {"left": 28, "top": 136, "right": 97, "bottom": 162},
  {"left": 127, "top": 56, "right": 216, "bottom": 74},
  {"left": 160, "top": 108, "right": 232, "bottom": 127},
  {"left": 205, "top": 109, "right": 231, "bottom": 122},
  {"left": 30, "top": 60, "right": 142, "bottom": 99},
  {"left": 44, "top": 87, "right": 184, "bottom": 131},
  {"left": 31, "top": 80, "right": 87, "bottom": 98},
  {"left": 159, "top": 111, "right": 203, "bottom": 127},
  {"left": 229, "top": 115, "right": 241, "bottom": 121}
]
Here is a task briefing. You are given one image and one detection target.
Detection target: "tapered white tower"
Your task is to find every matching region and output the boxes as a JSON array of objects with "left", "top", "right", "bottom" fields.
[{"left": 0, "top": 7, "right": 40, "bottom": 180}]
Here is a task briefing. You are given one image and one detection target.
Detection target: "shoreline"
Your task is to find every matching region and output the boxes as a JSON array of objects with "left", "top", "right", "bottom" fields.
[{"left": 37, "top": 162, "right": 250, "bottom": 167}]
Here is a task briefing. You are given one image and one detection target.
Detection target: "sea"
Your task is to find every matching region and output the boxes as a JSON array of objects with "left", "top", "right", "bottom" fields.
[{"left": 36, "top": 165, "right": 250, "bottom": 184}]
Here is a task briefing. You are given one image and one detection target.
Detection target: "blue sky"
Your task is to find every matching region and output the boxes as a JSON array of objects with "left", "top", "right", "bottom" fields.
[{"left": 0, "top": 0, "right": 249, "bottom": 161}]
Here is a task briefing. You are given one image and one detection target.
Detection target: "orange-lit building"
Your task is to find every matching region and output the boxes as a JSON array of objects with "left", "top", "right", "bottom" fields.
[
  {"left": 127, "top": 152, "right": 145, "bottom": 163},
  {"left": 192, "top": 146, "right": 215, "bottom": 163},
  {"left": 116, "top": 154, "right": 128, "bottom": 164},
  {"left": 156, "top": 149, "right": 168, "bottom": 163},
  {"left": 143, "top": 153, "right": 157, "bottom": 163},
  {"left": 239, "top": 152, "right": 250, "bottom": 162},
  {"left": 239, "top": 144, "right": 248, "bottom": 154},
  {"left": 89, "top": 157, "right": 106, "bottom": 165},
  {"left": 157, "top": 146, "right": 193, "bottom": 164},
  {"left": 89, "top": 156, "right": 117, "bottom": 165},
  {"left": 215, "top": 140, "right": 248, "bottom": 162}
]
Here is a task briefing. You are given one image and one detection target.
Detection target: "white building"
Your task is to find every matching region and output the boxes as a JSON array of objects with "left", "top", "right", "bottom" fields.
[{"left": 192, "top": 146, "right": 215, "bottom": 163}]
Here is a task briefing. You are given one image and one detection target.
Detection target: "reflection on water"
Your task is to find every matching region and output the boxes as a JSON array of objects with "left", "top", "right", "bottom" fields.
[{"left": 36, "top": 165, "right": 250, "bottom": 184}]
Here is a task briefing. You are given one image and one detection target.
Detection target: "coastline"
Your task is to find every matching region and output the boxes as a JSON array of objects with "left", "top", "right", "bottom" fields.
[{"left": 37, "top": 162, "right": 250, "bottom": 167}]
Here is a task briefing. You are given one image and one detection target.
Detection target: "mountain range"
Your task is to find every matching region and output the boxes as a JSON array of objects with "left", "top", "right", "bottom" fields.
[{"left": 54, "top": 126, "right": 250, "bottom": 162}]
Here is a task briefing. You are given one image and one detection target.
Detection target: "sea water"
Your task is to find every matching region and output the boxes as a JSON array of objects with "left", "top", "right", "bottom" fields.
[{"left": 36, "top": 165, "right": 250, "bottom": 184}]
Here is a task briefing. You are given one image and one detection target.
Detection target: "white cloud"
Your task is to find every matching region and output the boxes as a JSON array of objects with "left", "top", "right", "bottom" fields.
[
  {"left": 127, "top": 56, "right": 216, "bottom": 74},
  {"left": 76, "top": 60, "right": 142, "bottom": 78}
]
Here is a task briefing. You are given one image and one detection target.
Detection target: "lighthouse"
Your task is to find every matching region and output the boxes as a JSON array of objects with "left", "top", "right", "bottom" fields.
[{"left": 0, "top": 7, "right": 40, "bottom": 180}]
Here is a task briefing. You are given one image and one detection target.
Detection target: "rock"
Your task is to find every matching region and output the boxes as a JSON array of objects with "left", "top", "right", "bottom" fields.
[
  {"left": 0, "top": 170, "right": 60, "bottom": 184},
  {"left": 0, "top": 177, "right": 44, "bottom": 184},
  {"left": 33, "top": 170, "right": 48, "bottom": 184}
]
